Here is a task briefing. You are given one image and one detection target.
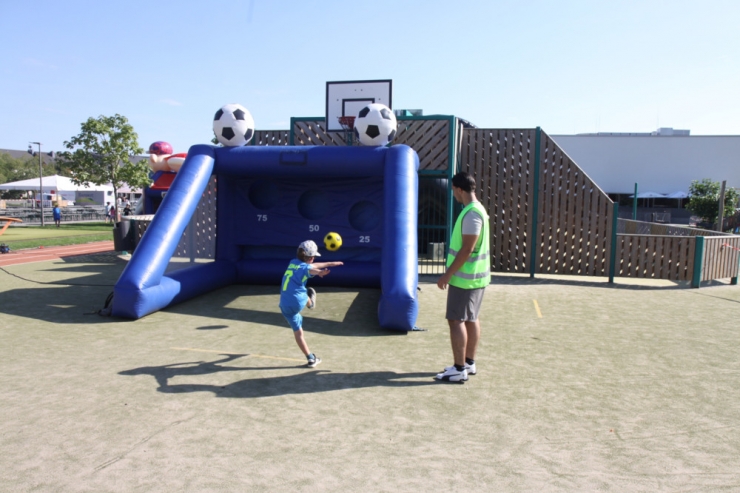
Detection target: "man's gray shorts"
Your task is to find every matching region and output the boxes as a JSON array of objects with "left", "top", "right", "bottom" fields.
[{"left": 446, "top": 285, "right": 486, "bottom": 321}]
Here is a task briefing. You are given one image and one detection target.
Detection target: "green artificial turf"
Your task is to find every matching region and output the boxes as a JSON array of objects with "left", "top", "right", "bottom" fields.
[{"left": 0, "top": 222, "right": 113, "bottom": 250}]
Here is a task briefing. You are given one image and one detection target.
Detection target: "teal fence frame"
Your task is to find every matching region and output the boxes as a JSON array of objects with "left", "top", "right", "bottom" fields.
[
  {"left": 398, "top": 115, "right": 458, "bottom": 274},
  {"left": 528, "top": 127, "right": 542, "bottom": 278}
]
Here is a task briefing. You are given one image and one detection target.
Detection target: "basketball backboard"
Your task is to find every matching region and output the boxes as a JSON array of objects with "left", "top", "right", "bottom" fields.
[{"left": 326, "top": 79, "right": 392, "bottom": 131}]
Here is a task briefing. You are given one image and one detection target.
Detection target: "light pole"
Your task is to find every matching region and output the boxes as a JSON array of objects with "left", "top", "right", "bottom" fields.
[{"left": 29, "top": 142, "right": 44, "bottom": 226}]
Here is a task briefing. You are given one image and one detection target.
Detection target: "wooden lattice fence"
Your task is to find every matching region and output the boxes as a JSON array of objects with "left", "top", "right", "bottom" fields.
[
  {"left": 456, "top": 128, "right": 615, "bottom": 276},
  {"left": 252, "top": 130, "right": 290, "bottom": 147},
  {"left": 458, "top": 129, "right": 536, "bottom": 273},
  {"left": 290, "top": 117, "right": 455, "bottom": 172},
  {"left": 698, "top": 236, "right": 740, "bottom": 283},
  {"left": 396, "top": 117, "right": 454, "bottom": 172},
  {"left": 618, "top": 219, "right": 728, "bottom": 237},
  {"left": 614, "top": 219, "right": 739, "bottom": 282},
  {"left": 538, "top": 132, "right": 614, "bottom": 276},
  {"left": 291, "top": 119, "right": 346, "bottom": 147},
  {"left": 613, "top": 235, "right": 695, "bottom": 280},
  {"left": 232, "top": 118, "right": 740, "bottom": 287}
]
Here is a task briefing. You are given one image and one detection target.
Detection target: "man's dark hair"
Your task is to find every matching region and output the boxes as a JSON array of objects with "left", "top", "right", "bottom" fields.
[{"left": 451, "top": 172, "right": 476, "bottom": 193}]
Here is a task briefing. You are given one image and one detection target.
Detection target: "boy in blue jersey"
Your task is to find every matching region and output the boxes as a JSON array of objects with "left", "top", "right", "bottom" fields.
[
  {"left": 280, "top": 240, "right": 343, "bottom": 367},
  {"left": 52, "top": 204, "right": 62, "bottom": 227}
]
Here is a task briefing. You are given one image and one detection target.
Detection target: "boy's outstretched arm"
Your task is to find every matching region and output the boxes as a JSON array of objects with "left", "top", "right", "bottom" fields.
[
  {"left": 311, "top": 261, "right": 343, "bottom": 270},
  {"left": 309, "top": 261, "right": 343, "bottom": 277}
]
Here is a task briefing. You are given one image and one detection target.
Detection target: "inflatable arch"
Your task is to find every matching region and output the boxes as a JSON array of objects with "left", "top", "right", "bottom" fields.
[{"left": 112, "top": 144, "right": 420, "bottom": 331}]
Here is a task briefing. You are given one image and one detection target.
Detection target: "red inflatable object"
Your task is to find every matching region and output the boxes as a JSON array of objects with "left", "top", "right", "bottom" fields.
[{"left": 148, "top": 141, "right": 173, "bottom": 155}]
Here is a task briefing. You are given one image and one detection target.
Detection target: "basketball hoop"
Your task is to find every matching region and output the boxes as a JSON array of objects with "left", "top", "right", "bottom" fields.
[{"left": 338, "top": 116, "right": 356, "bottom": 146}]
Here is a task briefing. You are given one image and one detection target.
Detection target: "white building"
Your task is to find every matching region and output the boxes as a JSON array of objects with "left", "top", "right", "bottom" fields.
[{"left": 551, "top": 128, "right": 740, "bottom": 195}]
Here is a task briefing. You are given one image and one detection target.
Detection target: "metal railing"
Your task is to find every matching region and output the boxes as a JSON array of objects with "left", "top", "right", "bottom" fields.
[{"left": 0, "top": 206, "right": 108, "bottom": 224}]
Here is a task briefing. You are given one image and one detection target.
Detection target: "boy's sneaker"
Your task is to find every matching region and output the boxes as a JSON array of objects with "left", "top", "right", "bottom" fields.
[
  {"left": 307, "top": 288, "right": 317, "bottom": 309},
  {"left": 307, "top": 354, "right": 321, "bottom": 368},
  {"left": 442, "top": 362, "right": 476, "bottom": 375},
  {"left": 434, "top": 366, "right": 468, "bottom": 383}
]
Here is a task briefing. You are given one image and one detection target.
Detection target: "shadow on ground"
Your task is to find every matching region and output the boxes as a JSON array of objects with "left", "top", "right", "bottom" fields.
[
  {"left": 120, "top": 354, "right": 436, "bottom": 398},
  {"left": 165, "top": 286, "right": 403, "bottom": 337},
  {"left": 0, "top": 253, "right": 404, "bottom": 334},
  {"left": 0, "top": 254, "right": 125, "bottom": 323}
]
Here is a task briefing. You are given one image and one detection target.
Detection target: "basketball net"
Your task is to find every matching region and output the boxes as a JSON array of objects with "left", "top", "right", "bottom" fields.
[{"left": 338, "top": 116, "right": 356, "bottom": 146}]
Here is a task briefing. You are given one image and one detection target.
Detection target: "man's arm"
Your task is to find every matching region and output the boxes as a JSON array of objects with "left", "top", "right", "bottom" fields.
[{"left": 436, "top": 233, "right": 479, "bottom": 290}]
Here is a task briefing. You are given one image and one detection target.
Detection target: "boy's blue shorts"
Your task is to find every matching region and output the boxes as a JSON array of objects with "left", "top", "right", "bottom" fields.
[{"left": 280, "top": 305, "right": 303, "bottom": 332}]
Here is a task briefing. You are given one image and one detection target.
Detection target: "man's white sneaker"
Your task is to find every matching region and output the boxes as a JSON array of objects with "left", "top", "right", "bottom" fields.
[
  {"left": 434, "top": 366, "right": 468, "bottom": 383},
  {"left": 443, "top": 362, "right": 476, "bottom": 375}
]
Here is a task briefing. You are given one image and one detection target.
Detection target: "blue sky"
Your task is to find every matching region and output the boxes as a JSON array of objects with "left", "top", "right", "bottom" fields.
[{"left": 1, "top": 0, "right": 739, "bottom": 155}]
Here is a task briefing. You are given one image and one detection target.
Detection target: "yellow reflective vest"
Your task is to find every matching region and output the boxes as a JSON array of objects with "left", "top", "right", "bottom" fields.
[{"left": 447, "top": 201, "right": 490, "bottom": 289}]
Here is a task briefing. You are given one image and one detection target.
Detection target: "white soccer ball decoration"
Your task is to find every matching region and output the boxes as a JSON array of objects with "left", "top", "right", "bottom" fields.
[
  {"left": 353, "top": 103, "right": 397, "bottom": 146},
  {"left": 213, "top": 103, "right": 255, "bottom": 147}
]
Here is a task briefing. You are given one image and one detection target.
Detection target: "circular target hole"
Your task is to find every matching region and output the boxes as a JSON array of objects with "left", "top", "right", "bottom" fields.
[
  {"left": 248, "top": 180, "right": 279, "bottom": 210},
  {"left": 298, "top": 189, "right": 329, "bottom": 220},
  {"left": 349, "top": 200, "right": 381, "bottom": 231}
]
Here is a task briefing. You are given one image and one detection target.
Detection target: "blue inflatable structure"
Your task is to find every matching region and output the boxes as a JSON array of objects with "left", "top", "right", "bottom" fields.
[{"left": 112, "top": 144, "right": 420, "bottom": 331}]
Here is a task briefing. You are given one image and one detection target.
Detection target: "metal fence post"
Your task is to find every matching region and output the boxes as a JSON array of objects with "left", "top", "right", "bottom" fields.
[
  {"left": 446, "top": 116, "right": 458, "bottom": 252},
  {"left": 632, "top": 183, "right": 638, "bottom": 220},
  {"left": 529, "top": 127, "right": 542, "bottom": 279},
  {"left": 691, "top": 236, "right": 705, "bottom": 288},
  {"left": 609, "top": 203, "right": 619, "bottom": 283}
]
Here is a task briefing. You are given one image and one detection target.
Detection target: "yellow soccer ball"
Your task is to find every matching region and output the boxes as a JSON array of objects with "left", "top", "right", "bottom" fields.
[{"left": 324, "top": 232, "right": 343, "bottom": 251}]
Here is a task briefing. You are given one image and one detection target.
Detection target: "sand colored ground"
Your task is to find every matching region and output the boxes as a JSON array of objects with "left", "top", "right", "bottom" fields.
[{"left": 0, "top": 250, "right": 738, "bottom": 492}]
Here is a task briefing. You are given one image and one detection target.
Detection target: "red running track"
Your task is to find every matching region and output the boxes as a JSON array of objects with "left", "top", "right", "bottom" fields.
[{"left": 0, "top": 241, "right": 115, "bottom": 267}]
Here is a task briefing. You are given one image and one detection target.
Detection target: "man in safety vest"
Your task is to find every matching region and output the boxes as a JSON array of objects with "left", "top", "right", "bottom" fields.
[{"left": 435, "top": 172, "right": 490, "bottom": 383}]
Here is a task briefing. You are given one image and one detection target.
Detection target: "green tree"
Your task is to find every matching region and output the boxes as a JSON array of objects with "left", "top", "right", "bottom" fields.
[
  {"left": 0, "top": 153, "right": 35, "bottom": 183},
  {"left": 58, "top": 114, "right": 151, "bottom": 204},
  {"left": 686, "top": 178, "right": 740, "bottom": 227},
  {"left": 0, "top": 152, "right": 46, "bottom": 199}
]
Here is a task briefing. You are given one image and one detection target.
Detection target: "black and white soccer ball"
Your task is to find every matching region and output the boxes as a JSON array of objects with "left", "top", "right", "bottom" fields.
[
  {"left": 213, "top": 103, "right": 255, "bottom": 147},
  {"left": 353, "top": 103, "right": 397, "bottom": 146}
]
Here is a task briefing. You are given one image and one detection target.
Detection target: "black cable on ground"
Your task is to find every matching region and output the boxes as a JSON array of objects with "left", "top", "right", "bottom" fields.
[{"left": 0, "top": 266, "right": 115, "bottom": 287}]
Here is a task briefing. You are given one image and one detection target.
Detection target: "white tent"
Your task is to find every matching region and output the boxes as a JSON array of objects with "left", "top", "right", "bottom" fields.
[
  {"left": 0, "top": 175, "right": 113, "bottom": 193},
  {"left": 628, "top": 191, "right": 665, "bottom": 208},
  {"left": 628, "top": 191, "right": 666, "bottom": 198},
  {"left": 0, "top": 175, "right": 117, "bottom": 205},
  {"left": 665, "top": 191, "right": 689, "bottom": 199},
  {"left": 665, "top": 191, "right": 689, "bottom": 207}
]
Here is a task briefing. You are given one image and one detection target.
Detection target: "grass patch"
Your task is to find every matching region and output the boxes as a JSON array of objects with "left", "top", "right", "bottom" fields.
[{"left": 1, "top": 222, "right": 114, "bottom": 250}]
